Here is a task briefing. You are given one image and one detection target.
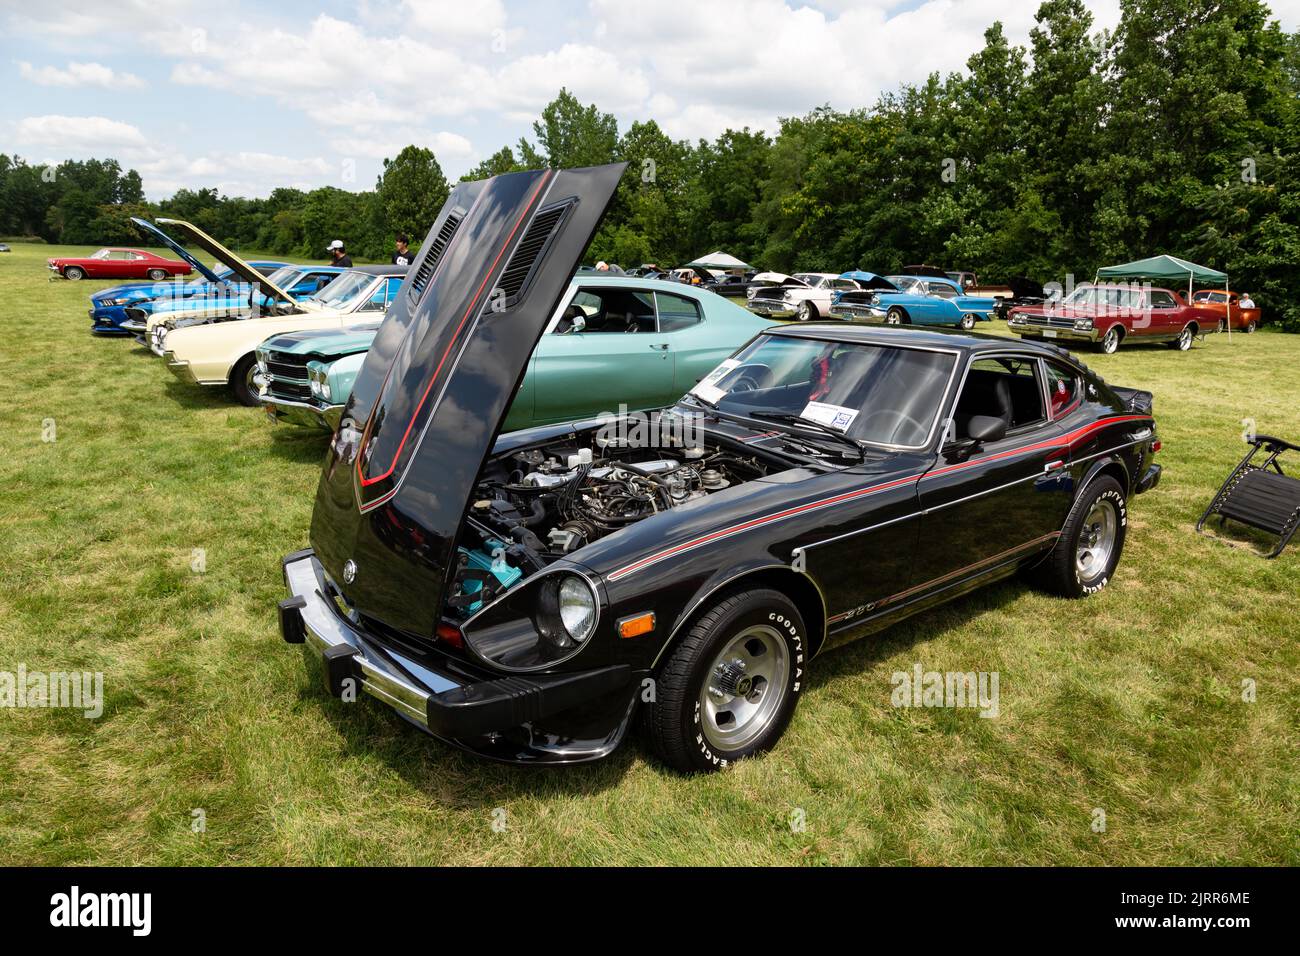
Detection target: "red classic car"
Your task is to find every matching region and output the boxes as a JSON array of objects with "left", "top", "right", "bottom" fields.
[
  {"left": 47, "top": 248, "right": 193, "bottom": 282},
  {"left": 1006, "top": 283, "right": 1218, "bottom": 354},
  {"left": 1190, "top": 289, "right": 1260, "bottom": 333}
]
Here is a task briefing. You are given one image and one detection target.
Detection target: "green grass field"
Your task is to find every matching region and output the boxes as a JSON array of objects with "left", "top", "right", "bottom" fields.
[{"left": 0, "top": 243, "right": 1296, "bottom": 865}]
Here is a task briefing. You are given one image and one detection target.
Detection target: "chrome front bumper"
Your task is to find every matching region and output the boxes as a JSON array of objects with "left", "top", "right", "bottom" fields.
[
  {"left": 279, "top": 550, "right": 634, "bottom": 748},
  {"left": 262, "top": 394, "right": 342, "bottom": 430},
  {"left": 1007, "top": 318, "right": 1099, "bottom": 343},
  {"left": 830, "top": 305, "right": 886, "bottom": 322},
  {"left": 748, "top": 301, "right": 796, "bottom": 319}
]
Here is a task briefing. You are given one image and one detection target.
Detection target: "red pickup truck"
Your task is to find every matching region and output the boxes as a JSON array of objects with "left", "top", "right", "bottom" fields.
[{"left": 1006, "top": 283, "right": 1218, "bottom": 354}]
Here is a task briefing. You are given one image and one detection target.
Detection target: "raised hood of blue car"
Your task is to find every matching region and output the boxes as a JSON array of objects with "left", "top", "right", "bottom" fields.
[
  {"left": 308, "top": 162, "right": 626, "bottom": 640},
  {"left": 129, "top": 217, "right": 224, "bottom": 284}
]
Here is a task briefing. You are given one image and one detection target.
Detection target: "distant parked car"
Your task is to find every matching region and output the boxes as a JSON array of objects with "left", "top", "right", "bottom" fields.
[
  {"left": 1007, "top": 283, "right": 1219, "bottom": 353},
  {"left": 747, "top": 272, "right": 863, "bottom": 321},
  {"left": 830, "top": 274, "right": 998, "bottom": 329},
  {"left": 1190, "top": 289, "right": 1260, "bottom": 333},
  {"left": 261, "top": 275, "right": 777, "bottom": 430},
  {"left": 48, "top": 247, "right": 192, "bottom": 281},
  {"left": 0, "top": 243, "right": 11, "bottom": 253}
]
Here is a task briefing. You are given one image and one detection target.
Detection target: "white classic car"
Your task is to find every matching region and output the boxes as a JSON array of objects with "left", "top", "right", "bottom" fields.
[{"left": 745, "top": 271, "right": 863, "bottom": 321}]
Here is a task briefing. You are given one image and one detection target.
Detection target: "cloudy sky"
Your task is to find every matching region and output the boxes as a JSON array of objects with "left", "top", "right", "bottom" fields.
[{"left": 3, "top": 0, "right": 1297, "bottom": 199}]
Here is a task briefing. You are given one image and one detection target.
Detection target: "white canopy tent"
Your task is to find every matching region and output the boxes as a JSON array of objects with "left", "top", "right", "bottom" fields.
[{"left": 686, "top": 251, "right": 753, "bottom": 273}]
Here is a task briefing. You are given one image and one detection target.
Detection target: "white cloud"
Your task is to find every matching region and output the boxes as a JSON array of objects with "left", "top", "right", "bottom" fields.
[
  {"left": 15, "top": 114, "right": 147, "bottom": 150},
  {"left": 18, "top": 61, "right": 145, "bottom": 90},
  {"left": 329, "top": 129, "right": 474, "bottom": 162}
]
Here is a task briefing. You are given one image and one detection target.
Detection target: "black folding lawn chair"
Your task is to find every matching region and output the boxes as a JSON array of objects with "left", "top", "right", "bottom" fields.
[{"left": 1197, "top": 434, "right": 1300, "bottom": 558}]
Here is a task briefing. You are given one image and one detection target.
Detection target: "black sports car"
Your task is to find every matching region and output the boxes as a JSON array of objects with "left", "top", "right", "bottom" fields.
[{"left": 279, "top": 163, "right": 1162, "bottom": 772}]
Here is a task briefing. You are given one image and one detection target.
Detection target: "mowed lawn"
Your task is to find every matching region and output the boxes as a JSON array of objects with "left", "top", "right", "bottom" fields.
[{"left": 0, "top": 241, "right": 1296, "bottom": 866}]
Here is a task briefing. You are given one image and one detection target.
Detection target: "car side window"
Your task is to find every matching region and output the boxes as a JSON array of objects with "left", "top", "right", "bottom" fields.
[
  {"left": 928, "top": 282, "right": 958, "bottom": 299},
  {"left": 655, "top": 291, "right": 702, "bottom": 332},
  {"left": 953, "top": 356, "right": 1046, "bottom": 439},
  {"left": 1043, "top": 361, "right": 1084, "bottom": 420},
  {"left": 1149, "top": 291, "right": 1177, "bottom": 309},
  {"left": 383, "top": 277, "right": 402, "bottom": 303},
  {"left": 555, "top": 288, "right": 657, "bottom": 333}
]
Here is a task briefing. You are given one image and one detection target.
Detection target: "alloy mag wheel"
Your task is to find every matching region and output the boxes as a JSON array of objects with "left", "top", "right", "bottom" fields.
[
  {"left": 1075, "top": 499, "right": 1118, "bottom": 584},
  {"left": 1177, "top": 327, "right": 1192, "bottom": 350},
  {"left": 65, "top": 267, "right": 84, "bottom": 281},
  {"left": 886, "top": 307, "right": 903, "bottom": 325},
  {"left": 798, "top": 301, "right": 813, "bottom": 322},
  {"left": 699, "top": 625, "right": 790, "bottom": 752},
  {"left": 961, "top": 313, "right": 976, "bottom": 330},
  {"left": 1101, "top": 327, "right": 1119, "bottom": 353}
]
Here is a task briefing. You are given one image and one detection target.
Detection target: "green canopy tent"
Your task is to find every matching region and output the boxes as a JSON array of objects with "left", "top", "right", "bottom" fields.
[{"left": 1096, "top": 255, "right": 1234, "bottom": 339}]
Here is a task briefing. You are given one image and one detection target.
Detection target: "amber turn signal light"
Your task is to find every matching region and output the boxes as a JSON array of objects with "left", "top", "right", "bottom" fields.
[{"left": 617, "top": 612, "right": 656, "bottom": 639}]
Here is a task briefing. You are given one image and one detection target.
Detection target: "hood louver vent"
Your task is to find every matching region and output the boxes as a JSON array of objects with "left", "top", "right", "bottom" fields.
[
  {"left": 487, "top": 200, "right": 573, "bottom": 312},
  {"left": 408, "top": 211, "right": 464, "bottom": 303}
]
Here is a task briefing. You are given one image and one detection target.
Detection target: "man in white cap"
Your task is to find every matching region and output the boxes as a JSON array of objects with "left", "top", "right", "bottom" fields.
[{"left": 327, "top": 240, "right": 353, "bottom": 268}]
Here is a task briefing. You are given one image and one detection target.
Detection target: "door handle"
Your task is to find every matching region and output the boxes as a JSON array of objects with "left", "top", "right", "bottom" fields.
[
  {"left": 1044, "top": 459, "right": 1066, "bottom": 473},
  {"left": 649, "top": 343, "right": 669, "bottom": 351}
]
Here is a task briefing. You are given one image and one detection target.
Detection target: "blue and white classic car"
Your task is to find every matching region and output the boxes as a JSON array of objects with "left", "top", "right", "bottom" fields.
[
  {"left": 88, "top": 218, "right": 290, "bottom": 336},
  {"left": 829, "top": 274, "right": 998, "bottom": 329}
]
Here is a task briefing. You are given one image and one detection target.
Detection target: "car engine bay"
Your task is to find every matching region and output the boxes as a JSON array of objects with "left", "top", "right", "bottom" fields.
[{"left": 447, "top": 437, "right": 772, "bottom": 617}]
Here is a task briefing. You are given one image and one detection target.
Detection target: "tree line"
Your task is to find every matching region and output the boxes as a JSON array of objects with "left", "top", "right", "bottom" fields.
[{"left": 2, "top": 0, "right": 1296, "bottom": 328}]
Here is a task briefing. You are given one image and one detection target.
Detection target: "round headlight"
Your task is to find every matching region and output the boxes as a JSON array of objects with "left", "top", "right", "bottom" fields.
[{"left": 557, "top": 575, "right": 596, "bottom": 644}]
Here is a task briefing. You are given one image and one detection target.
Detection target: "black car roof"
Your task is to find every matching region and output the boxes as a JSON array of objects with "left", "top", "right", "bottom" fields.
[
  {"left": 349, "top": 264, "right": 409, "bottom": 276},
  {"left": 766, "top": 322, "right": 1072, "bottom": 358}
]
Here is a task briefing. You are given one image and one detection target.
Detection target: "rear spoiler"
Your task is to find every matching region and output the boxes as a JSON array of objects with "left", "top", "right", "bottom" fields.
[{"left": 1112, "top": 386, "right": 1154, "bottom": 415}]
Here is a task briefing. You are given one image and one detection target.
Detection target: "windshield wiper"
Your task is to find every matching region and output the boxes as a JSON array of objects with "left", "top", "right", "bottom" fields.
[{"left": 748, "top": 411, "right": 865, "bottom": 461}]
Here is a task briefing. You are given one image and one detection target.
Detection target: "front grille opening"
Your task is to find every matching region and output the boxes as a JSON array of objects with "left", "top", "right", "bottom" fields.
[
  {"left": 485, "top": 199, "right": 573, "bottom": 313},
  {"left": 408, "top": 210, "right": 465, "bottom": 304}
]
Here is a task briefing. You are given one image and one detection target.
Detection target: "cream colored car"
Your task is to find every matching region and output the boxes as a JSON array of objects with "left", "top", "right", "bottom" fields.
[{"left": 161, "top": 264, "right": 407, "bottom": 404}]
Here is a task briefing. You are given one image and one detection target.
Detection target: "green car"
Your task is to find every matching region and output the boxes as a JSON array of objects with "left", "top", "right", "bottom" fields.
[{"left": 259, "top": 276, "right": 776, "bottom": 431}]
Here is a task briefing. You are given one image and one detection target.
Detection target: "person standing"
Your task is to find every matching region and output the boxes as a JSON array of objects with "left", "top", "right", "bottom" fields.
[
  {"left": 392, "top": 234, "right": 415, "bottom": 266},
  {"left": 326, "top": 240, "right": 353, "bottom": 268}
]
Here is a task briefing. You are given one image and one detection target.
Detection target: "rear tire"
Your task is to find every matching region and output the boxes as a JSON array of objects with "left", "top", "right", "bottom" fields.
[
  {"left": 960, "top": 313, "right": 976, "bottom": 330},
  {"left": 147, "top": 268, "right": 168, "bottom": 281},
  {"left": 228, "top": 354, "right": 262, "bottom": 406},
  {"left": 1217, "top": 318, "right": 1227, "bottom": 333},
  {"left": 63, "top": 266, "right": 85, "bottom": 281},
  {"left": 1031, "top": 476, "right": 1127, "bottom": 598},
  {"left": 644, "top": 588, "right": 806, "bottom": 773},
  {"left": 1168, "top": 324, "right": 1194, "bottom": 350}
]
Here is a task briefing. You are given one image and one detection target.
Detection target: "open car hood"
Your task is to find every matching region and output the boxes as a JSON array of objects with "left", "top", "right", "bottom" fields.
[
  {"left": 309, "top": 162, "right": 627, "bottom": 639},
  {"left": 750, "top": 271, "right": 808, "bottom": 287},
  {"left": 129, "top": 218, "right": 224, "bottom": 284},
  {"left": 154, "top": 218, "right": 299, "bottom": 308}
]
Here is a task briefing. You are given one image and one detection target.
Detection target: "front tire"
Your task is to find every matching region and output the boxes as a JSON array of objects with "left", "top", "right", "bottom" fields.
[
  {"left": 1097, "top": 326, "right": 1121, "bottom": 354},
  {"left": 63, "top": 266, "right": 85, "bottom": 281},
  {"left": 644, "top": 588, "right": 806, "bottom": 773},
  {"left": 797, "top": 301, "right": 817, "bottom": 322},
  {"left": 1245, "top": 320, "right": 1257, "bottom": 334},
  {"left": 228, "top": 354, "right": 262, "bottom": 406},
  {"left": 1032, "top": 476, "right": 1127, "bottom": 598},
  {"left": 886, "top": 306, "right": 907, "bottom": 325}
]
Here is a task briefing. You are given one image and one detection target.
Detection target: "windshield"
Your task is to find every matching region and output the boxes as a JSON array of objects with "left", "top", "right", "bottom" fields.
[
  {"left": 885, "top": 276, "right": 924, "bottom": 294},
  {"left": 689, "top": 334, "right": 956, "bottom": 448},
  {"left": 1064, "top": 285, "right": 1145, "bottom": 309},
  {"left": 263, "top": 265, "right": 305, "bottom": 288},
  {"left": 311, "top": 270, "right": 374, "bottom": 309}
]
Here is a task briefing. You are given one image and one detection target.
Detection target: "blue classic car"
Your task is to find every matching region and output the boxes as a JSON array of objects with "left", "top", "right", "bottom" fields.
[
  {"left": 88, "top": 218, "right": 291, "bottom": 336},
  {"left": 119, "top": 263, "right": 345, "bottom": 337},
  {"left": 830, "top": 274, "right": 998, "bottom": 329}
]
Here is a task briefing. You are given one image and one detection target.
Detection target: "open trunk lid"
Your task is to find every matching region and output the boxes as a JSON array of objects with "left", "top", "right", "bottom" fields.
[{"left": 308, "top": 163, "right": 627, "bottom": 640}]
